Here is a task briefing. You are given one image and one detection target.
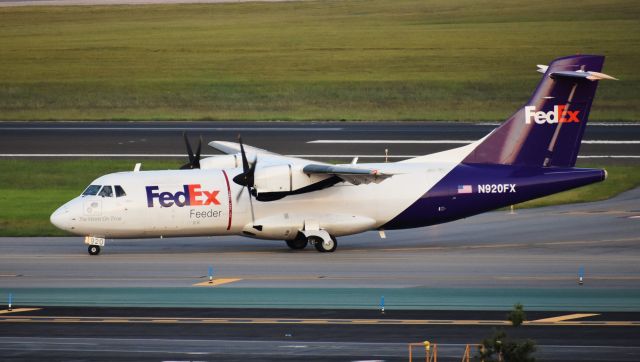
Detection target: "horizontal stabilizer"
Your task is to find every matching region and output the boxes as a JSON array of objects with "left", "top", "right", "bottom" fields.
[{"left": 551, "top": 70, "right": 618, "bottom": 81}]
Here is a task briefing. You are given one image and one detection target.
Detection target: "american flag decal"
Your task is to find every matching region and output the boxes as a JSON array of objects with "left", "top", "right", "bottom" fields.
[{"left": 457, "top": 185, "right": 472, "bottom": 194}]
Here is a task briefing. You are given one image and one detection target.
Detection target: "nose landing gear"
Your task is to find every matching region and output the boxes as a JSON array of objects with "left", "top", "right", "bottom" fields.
[{"left": 84, "top": 236, "right": 105, "bottom": 256}]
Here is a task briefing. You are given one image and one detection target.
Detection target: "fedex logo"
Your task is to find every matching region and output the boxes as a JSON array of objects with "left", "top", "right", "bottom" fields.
[
  {"left": 146, "top": 184, "right": 220, "bottom": 208},
  {"left": 525, "top": 105, "right": 580, "bottom": 124}
]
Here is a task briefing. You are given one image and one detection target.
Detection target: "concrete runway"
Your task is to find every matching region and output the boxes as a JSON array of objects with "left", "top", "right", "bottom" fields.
[{"left": 1, "top": 121, "right": 639, "bottom": 162}]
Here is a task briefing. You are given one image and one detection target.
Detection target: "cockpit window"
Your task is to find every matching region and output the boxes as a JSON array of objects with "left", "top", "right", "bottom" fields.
[
  {"left": 114, "top": 185, "right": 127, "bottom": 197},
  {"left": 98, "top": 185, "right": 113, "bottom": 197},
  {"left": 82, "top": 185, "right": 101, "bottom": 196}
]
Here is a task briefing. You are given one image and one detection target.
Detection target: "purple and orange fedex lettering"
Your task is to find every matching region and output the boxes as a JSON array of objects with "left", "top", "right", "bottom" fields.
[
  {"left": 525, "top": 104, "right": 580, "bottom": 125},
  {"left": 146, "top": 184, "right": 220, "bottom": 208}
]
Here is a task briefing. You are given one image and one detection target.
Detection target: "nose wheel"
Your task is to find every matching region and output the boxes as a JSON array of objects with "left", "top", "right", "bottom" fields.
[{"left": 88, "top": 245, "right": 101, "bottom": 256}]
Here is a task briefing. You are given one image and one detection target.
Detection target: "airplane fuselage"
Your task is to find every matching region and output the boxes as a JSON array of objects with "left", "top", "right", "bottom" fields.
[{"left": 51, "top": 158, "right": 604, "bottom": 240}]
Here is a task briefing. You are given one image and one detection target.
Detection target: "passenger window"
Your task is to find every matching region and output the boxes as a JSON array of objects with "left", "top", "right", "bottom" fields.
[
  {"left": 82, "top": 185, "right": 101, "bottom": 196},
  {"left": 115, "top": 185, "right": 127, "bottom": 197},
  {"left": 98, "top": 186, "right": 113, "bottom": 197}
]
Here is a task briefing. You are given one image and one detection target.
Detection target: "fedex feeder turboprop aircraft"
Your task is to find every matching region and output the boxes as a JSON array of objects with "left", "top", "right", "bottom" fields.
[{"left": 51, "top": 55, "right": 616, "bottom": 255}]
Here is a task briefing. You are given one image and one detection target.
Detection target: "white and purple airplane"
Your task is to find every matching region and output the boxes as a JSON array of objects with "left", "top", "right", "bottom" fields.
[{"left": 51, "top": 55, "right": 616, "bottom": 255}]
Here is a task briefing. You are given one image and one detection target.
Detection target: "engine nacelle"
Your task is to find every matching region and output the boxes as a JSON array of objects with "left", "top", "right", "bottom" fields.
[
  {"left": 199, "top": 155, "right": 240, "bottom": 170},
  {"left": 254, "top": 164, "right": 331, "bottom": 194}
]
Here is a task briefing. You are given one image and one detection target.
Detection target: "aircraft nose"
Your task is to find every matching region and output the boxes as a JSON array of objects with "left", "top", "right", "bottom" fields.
[{"left": 50, "top": 206, "right": 72, "bottom": 231}]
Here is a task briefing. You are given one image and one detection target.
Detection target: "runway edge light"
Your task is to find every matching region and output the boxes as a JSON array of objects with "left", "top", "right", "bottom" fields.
[
  {"left": 380, "top": 295, "right": 385, "bottom": 315},
  {"left": 209, "top": 266, "right": 214, "bottom": 284},
  {"left": 579, "top": 266, "right": 585, "bottom": 285},
  {"left": 8, "top": 293, "right": 12, "bottom": 311}
]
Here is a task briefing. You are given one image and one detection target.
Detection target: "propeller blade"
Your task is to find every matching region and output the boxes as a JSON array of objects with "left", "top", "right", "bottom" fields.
[
  {"left": 238, "top": 135, "right": 250, "bottom": 173},
  {"left": 184, "top": 132, "right": 194, "bottom": 164},
  {"left": 235, "top": 184, "right": 245, "bottom": 202},
  {"left": 247, "top": 185, "right": 255, "bottom": 224},
  {"left": 246, "top": 156, "right": 257, "bottom": 187},
  {"left": 233, "top": 135, "right": 258, "bottom": 186},
  {"left": 194, "top": 136, "right": 202, "bottom": 169},
  {"left": 180, "top": 132, "right": 202, "bottom": 169}
]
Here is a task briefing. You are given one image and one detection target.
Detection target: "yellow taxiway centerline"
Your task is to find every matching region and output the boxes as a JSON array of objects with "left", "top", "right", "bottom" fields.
[
  {"left": 192, "top": 278, "right": 242, "bottom": 287},
  {"left": 531, "top": 313, "right": 600, "bottom": 323},
  {"left": 0, "top": 308, "right": 42, "bottom": 315}
]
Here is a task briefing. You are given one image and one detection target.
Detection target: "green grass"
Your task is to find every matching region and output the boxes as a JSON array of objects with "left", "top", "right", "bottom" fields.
[
  {"left": 0, "top": 159, "right": 177, "bottom": 236},
  {"left": 0, "top": 0, "right": 638, "bottom": 121},
  {"left": 0, "top": 159, "right": 638, "bottom": 236}
]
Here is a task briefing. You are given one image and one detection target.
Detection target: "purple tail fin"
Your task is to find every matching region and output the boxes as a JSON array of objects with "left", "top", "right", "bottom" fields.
[{"left": 464, "top": 55, "right": 608, "bottom": 167}]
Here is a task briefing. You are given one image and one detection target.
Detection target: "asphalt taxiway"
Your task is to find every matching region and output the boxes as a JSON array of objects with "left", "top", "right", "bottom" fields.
[
  {"left": 0, "top": 307, "right": 639, "bottom": 361},
  {"left": 1, "top": 121, "right": 639, "bottom": 162}
]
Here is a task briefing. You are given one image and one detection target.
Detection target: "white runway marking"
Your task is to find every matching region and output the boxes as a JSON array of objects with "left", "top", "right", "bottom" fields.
[
  {"left": 309, "top": 140, "right": 475, "bottom": 144},
  {"left": 309, "top": 140, "right": 640, "bottom": 144}
]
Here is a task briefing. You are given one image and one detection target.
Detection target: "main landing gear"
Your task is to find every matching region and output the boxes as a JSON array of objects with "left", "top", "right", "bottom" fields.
[
  {"left": 312, "top": 235, "right": 337, "bottom": 252},
  {"left": 286, "top": 237, "right": 308, "bottom": 250},
  {"left": 285, "top": 233, "right": 338, "bottom": 252}
]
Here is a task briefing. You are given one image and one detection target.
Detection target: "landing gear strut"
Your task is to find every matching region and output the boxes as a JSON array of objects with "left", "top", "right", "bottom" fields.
[{"left": 88, "top": 245, "right": 101, "bottom": 256}]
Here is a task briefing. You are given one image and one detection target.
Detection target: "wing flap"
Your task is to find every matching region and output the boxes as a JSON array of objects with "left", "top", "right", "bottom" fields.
[{"left": 302, "top": 164, "right": 395, "bottom": 185}]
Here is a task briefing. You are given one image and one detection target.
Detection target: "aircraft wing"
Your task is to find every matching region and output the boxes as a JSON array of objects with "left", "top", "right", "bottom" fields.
[
  {"left": 303, "top": 164, "right": 395, "bottom": 185},
  {"left": 209, "top": 140, "right": 393, "bottom": 185},
  {"left": 208, "top": 141, "right": 278, "bottom": 156}
]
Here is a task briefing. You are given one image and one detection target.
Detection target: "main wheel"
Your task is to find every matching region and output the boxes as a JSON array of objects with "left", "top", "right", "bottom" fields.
[
  {"left": 286, "top": 237, "right": 308, "bottom": 250},
  {"left": 88, "top": 245, "right": 101, "bottom": 256},
  {"left": 313, "top": 236, "right": 337, "bottom": 253}
]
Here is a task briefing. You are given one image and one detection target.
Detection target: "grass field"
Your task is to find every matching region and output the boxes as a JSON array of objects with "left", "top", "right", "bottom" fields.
[
  {"left": 0, "top": 0, "right": 638, "bottom": 121},
  {"left": 0, "top": 159, "right": 638, "bottom": 236}
]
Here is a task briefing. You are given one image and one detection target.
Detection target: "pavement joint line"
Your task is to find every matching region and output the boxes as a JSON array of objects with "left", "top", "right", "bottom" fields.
[{"left": 532, "top": 313, "right": 600, "bottom": 323}]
